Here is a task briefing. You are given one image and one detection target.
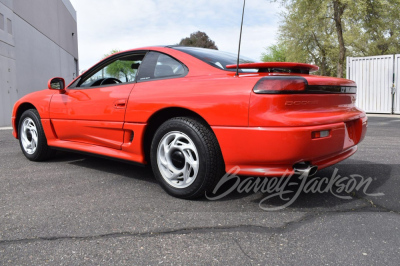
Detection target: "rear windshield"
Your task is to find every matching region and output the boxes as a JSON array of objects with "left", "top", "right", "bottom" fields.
[{"left": 173, "top": 46, "right": 257, "bottom": 72}]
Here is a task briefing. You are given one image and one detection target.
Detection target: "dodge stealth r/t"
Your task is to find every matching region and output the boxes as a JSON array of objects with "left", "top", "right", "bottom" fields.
[{"left": 12, "top": 46, "right": 367, "bottom": 199}]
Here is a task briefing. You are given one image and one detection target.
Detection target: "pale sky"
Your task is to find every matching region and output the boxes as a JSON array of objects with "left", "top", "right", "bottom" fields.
[{"left": 68, "top": 0, "right": 282, "bottom": 71}]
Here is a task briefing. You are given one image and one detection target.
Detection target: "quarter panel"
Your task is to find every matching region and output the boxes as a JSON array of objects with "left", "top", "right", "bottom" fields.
[{"left": 125, "top": 75, "right": 257, "bottom": 126}]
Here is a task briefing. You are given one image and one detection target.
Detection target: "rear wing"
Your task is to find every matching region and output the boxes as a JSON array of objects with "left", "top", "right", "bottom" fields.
[{"left": 226, "top": 62, "right": 319, "bottom": 74}]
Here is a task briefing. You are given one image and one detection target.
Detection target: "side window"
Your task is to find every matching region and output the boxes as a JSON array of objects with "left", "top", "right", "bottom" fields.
[
  {"left": 137, "top": 52, "right": 186, "bottom": 81},
  {"left": 78, "top": 53, "right": 145, "bottom": 88}
]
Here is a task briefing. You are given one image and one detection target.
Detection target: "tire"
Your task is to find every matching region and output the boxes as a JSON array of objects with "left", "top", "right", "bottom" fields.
[
  {"left": 150, "top": 117, "right": 224, "bottom": 199},
  {"left": 18, "top": 109, "right": 56, "bottom": 161}
]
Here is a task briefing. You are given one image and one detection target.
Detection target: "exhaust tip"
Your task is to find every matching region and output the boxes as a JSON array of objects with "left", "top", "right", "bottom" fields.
[
  {"left": 293, "top": 162, "right": 318, "bottom": 177},
  {"left": 308, "top": 165, "right": 318, "bottom": 176}
]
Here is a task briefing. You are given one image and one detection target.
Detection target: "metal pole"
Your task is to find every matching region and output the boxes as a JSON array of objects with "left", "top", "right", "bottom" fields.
[{"left": 235, "top": 0, "right": 246, "bottom": 77}]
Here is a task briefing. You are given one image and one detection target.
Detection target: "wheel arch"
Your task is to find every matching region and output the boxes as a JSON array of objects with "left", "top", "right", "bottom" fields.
[
  {"left": 14, "top": 102, "right": 37, "bottom": 138},
  {"left": 143, "top": 107, "right": 216, "bottom": 162}
]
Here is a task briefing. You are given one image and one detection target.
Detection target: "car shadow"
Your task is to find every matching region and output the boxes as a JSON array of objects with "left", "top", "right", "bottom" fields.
[
  {"left": 48, "top": 150, "right": 157, "bottom": 184},
  {"left": 45, "top": 151, "right": 391, "bottom": 211}
]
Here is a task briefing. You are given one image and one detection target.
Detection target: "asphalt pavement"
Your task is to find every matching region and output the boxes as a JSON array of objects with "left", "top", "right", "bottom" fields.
[{"left": 0, "top": 116, "right": 399, "bottom": 265}]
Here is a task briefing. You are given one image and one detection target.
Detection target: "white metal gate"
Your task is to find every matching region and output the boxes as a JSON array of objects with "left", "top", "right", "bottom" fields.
[
  {"left": 395, "top": 54, "right": 400, "bottom": 114},
  {"left": 347, "top": 55, "right": 394, "bottom": 113}
]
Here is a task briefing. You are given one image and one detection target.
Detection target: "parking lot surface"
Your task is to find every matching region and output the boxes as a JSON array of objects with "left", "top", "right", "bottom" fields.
[{"left": 0, "top": 116, "right": 399, "bottom": 265}]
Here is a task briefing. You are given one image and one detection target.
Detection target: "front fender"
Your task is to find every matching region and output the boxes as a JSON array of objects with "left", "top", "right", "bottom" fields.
[{"left": 12, "top": 90, "right": 57, "bottom": 138}]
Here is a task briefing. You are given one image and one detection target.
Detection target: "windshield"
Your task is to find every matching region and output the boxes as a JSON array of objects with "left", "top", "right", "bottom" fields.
[{"left": 173, "top": 46, "right": 257, "bottom": 72}]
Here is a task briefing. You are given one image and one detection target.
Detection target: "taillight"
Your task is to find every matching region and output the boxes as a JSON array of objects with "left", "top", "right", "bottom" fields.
[{"left": 253, "top": 76, "right": 307, "bottom": 94}]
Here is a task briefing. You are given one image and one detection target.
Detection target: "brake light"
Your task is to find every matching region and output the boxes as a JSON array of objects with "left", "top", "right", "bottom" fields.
[{"left": 253, "top": 76, "right": 307, "bottom": 94}]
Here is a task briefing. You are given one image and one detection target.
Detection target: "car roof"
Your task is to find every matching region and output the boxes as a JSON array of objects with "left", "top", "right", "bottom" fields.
[{"left": 113, "top": 45, "right": 213, "bottom": 54}]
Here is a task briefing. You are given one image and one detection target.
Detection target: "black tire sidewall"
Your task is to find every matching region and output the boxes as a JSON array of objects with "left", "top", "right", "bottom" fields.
[
  {"left": 18, "top": 109, "right": 47, "bottom": 161},
  {"left": 150, "top": 118, "right": 214, "bottom": 199}
]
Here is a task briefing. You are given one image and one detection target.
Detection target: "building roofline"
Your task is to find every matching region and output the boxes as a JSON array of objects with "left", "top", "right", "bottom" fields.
[{"left": 61, "top": 0, "right": 76, "bottom": 21}]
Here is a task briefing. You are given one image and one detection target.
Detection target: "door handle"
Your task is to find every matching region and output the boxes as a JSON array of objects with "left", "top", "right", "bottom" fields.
[{"left": 114, "top": 99, "right": 127, "bottom": 109}]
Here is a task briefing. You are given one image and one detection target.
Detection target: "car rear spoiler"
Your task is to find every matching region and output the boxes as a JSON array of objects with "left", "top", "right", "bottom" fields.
[{"left": 225, "top": 62, "right": 319, "bottom": 74}]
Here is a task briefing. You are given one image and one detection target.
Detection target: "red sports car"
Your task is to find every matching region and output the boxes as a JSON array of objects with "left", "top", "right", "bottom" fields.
[{"left": 12, "top": 46, "right": 367, "bottom": 198}]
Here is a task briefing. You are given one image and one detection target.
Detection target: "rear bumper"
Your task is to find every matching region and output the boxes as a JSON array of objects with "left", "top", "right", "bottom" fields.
[{"left": 212, "top": 116, "right": 367, "bottom": 177}]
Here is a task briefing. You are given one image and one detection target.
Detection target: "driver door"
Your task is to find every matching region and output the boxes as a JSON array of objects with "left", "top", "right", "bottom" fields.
[{"left": 49, "top": 52, "right": 145, "bottom": 149}]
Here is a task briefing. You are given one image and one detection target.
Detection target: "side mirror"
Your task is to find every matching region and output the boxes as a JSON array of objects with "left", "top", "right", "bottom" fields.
[{"left": 48, "top": 77, "right": 66, "bottom": 92}]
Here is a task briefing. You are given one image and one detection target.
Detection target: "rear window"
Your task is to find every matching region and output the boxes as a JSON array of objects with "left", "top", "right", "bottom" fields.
[{"left": 173, "top": 46, "right": 257, "bottom": 73}]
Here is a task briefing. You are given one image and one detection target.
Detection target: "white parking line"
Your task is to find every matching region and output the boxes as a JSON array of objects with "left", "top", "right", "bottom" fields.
[
  {"left": 0, "top": 114, "right": 398, "bottom": 130},
  {"left": 367, "top": 114, "right": 400, "bottom": 118}
]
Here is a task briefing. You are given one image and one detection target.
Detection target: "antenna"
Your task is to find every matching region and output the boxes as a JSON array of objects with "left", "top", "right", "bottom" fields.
[{"left": 236, "top": 0, "right": 246, "bottom": 77}]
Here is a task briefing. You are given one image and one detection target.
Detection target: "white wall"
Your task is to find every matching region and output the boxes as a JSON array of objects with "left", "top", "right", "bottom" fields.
[{"left": 347, "top": 55, "right": 394, "bottom": 114}]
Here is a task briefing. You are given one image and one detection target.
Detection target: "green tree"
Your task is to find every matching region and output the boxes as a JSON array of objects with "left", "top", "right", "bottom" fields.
[
  {"left": 261, "top": 44, "right": 287, "bottom": 62},
  {"left": 346, "top": 0, "right": 400, "bottom": 56},
  {"left": 179, "top": 31, "right": 218, "bottom": 50},
  {"left": 270, "top": 0, "right": 400, "bottom": 77},
  {"left": 275, "top": 0, "right": 337, "bottom": 76},
  {"left": 103, "top": 49, "right": 136, "bottom": 82}
]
